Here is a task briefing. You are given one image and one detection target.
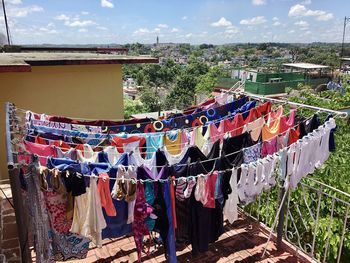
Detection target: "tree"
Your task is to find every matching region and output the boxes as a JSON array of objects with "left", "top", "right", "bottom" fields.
[
  {"left": 140, "top": 88, "right": 161, "bottom": 113},
  {"left": 195, "top": 66, "right": 221, "bottom": 95},
  {"left": 124, "top": 99, "right": 144, "bottom": 119}
]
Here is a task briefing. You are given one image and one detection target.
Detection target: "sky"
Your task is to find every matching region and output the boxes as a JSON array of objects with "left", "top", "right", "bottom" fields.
[{"left": 0, "top": 0, "right": 349, "bottom": 45}]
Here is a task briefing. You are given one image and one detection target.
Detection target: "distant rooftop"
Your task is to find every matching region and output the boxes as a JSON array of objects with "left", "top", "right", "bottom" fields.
[
  {"left": 341, "top": 57, "right": 350, "bottom": 61},
  {"left": 0, "top": 52, "right": 158, "bottom": 73},
  {"left": 283, "top": 62, "right": 329, "bottom": 70}
]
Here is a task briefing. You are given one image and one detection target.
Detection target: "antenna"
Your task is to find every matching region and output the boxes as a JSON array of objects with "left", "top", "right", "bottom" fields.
[{"left": 1, "top": 0, "right": 11, "bottom": 45}]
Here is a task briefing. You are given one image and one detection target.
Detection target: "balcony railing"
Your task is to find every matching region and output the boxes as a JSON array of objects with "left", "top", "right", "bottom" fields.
[{"left": 243, "top": 177, "right": 350, "bottom": 263}]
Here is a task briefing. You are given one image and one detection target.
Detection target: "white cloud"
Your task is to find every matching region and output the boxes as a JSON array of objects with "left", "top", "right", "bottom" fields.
[
  {"left": 288, "top": 30, "right": 295, "bottom": 34},
  {"left": 38, "top": 23, "right": 57, "bottom": 34},
  {"left": 225, "top": 25, "right": 239, "bottom": 34},
  {"left": 252, "top": 0, "right": 266, "bottom": 6},
  {"left": 171, "top": 27, "right": 179, "bottom": 33},
  {"left": 66, "top": 20, "right": 96, "bottom": 27},
  {"left": 55, "top": 14, "right": 97, "bottom": 28},
  {"left": 78, "top": 28, "right": 87, "bottom": 33},
  {"left": 317, "top": 13, "right": 333, "bottom": 21},
  {"left": 301, "top": 0, "right": 311, "bottom": 4},
  {"left": 39, "top": 27, "right": 57, "bottom": 34},
  {"left": 133, "top": 28, "right": 151, "bottom": 36},
  {"left": 240, "top": 16, "right": 267, "bottom": 25},
  {"left": 154, "top": 27, "right": 161, "bottom": 33},
  {"left": 294, "top": 20, "right": 309, "bottom": 27},
  {"left": 8, "top": 5, "right": 43, "bottom": 17},
  {"left": 185, "top": 33, "right": 193, "bottom": 38},
  {"left": 81, "top": 11, "right": 89, "bottom": 15},
  {"left": 7, "top": 0, "right": 22, "bottom": 5},
  {"left": 157, "top": 24, "right": 168, "bottom": 28},
  {"left": 96, "top": 26, "right": 108, "bottom": 31},
  {"left": 211, "top": 17, "right": 232, "bottom": 27},
  {"left": 288, "top": 4, "right": 333, "bottom": 21},
  {"left": 273, "top": 21, "right": 281, "bottom": 26},
  {"left": 55, "top": 14, "right": 70, "bottom": 21},
  {"left": 101, "top": 0, "right": 114, "bottom": 8},
  {"left": 272, "top": 17, "right": 279, "bottom": 21},
  {"left": 181, "top": 16, "right": 187, "bottom": 20}
]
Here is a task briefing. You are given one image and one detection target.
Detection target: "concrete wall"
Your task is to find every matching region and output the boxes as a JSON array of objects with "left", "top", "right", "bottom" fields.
[{"left": 0, "top": 64, "right": 124, "bottom": 179}]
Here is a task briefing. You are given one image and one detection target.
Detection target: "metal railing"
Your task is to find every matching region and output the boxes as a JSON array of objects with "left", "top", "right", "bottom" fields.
[{"left": 244, "top": 178, "right": 350, "bottom": 263}]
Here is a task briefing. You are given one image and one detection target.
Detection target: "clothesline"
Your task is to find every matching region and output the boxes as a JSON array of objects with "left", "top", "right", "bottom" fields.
[
  {"left": 12, "top": 99, "right": 271, "bottom": 135},
  {"left": 13, "top": 107, "right": 296, "bottom": 151},
  {"left": 233, "top": 91, "right": 349, "bottom": 119},
  {"left": 16, "top": 96, "right": 247, "bottom": 127},
  {"left": 13, "top": 114, "right": 315, "bottom": 172}
]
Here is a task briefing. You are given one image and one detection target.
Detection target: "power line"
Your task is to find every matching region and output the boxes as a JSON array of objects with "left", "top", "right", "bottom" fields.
[{"left": 1, "top": 0, "right": 11, "bottom": 45}]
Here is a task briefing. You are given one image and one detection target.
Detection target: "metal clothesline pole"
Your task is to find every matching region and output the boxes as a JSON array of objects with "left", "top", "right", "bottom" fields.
[
  {"left": 233, "top": 91, "right": 349, "bottom": 118},
  {"left": 5, "top": 102, "right": 31, "bottom": 263}
]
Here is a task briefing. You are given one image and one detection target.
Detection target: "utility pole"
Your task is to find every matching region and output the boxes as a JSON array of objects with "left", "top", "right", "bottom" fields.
[
  {"left": 340, "top": 16, "right": 350, "bottom": 69},
  {"left": 1, "top": 0, "right": 11, "bottom": 45}
]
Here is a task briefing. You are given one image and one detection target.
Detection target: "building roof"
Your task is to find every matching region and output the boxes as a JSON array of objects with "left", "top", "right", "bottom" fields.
[
  {"left": 282, "top": 62, "right": 329, "bottom": 70},
  {"left": 0, "top": 52, "right": 158, "bottom": 73},
  {"left": 341, "top": 57, "right": 350, "bottom": 61}
]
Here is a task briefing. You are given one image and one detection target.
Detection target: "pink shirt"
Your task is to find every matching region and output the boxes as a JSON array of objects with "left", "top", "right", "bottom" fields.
[{"left": 19, "top": 141, "right": 56, "bottom": 166}]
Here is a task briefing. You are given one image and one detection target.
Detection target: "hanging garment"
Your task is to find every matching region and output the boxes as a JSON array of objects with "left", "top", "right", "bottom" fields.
[
  {"left": 98, "top": 173, "right": 117, "bottom": 216},
  {"left": 194, "top": 174, "right": 207, "bottom": 205},
  {"left": 203, "top": 171, "right": 219, "bottom": 209},
  {"left": 70, "top": 176, "right": 106, "bottom": 247},
  {"left": 279, "top": 109, "right": 296, "bottom": 133},
  {"left": 76, "top": 144, "right": 99, "bottom": 163},
  {"left": 38, "top": 97, "right": 248, "bottom": 133},
  {"left": 242, "top": 117, "right": 264, "bottom": 142},
  {"left": 54, "top": 146, "right": 77, "bottom": 160},
  {"left": 277, "top": 129, "right": 290, "bottom": 150},
  {"left": 262, "top": 117, "right": 280, "bottom": 142},
  {"left": 223, "top": 168, "right": 239, "bottom": 224},
  {"left": 164, "top": 143, "right": 190, "bottom": 166},
  {"left": 132, "top": 182, "right": 152, "bottom": 262},
  {"left": 20, "top": 140, "right": 56, "bottom": 166},
  {"left": 96, "top": 145, "right": 122, "bottom": 166},
  {"left": 23, "top": 164, "right": 52, "bottom": 263},
  {"left": 164, "top": 180, "right": 178, "bottom": 263},
  {"left": 261, "top": 137, "right": 277, "bottom": 158},
  {"left": 221, "top": 131, "right": 250, "bottom": 166},
  {"left": 266, "top": 105, "right": 283, "bottom": 126},
  {"left": 288, "top": 127, "right": 300, "bottom": 145},
  {"left": 230, "top": 113, "right": 245, "bottom": 137},
  {"left": 146, "top": 133, "right": 164, "bottom": 159},
  {"left": 164, "top": 130, "right": 182, "bottom": 155},
  {"left": 112, "top": 135, "right": 146, "bottom": 153},
  {"left": 237, "top": 164, "right": 248, "bottom": 204},
  {"left": 208, "top": 122, "right": 224, "bottom": 144}
]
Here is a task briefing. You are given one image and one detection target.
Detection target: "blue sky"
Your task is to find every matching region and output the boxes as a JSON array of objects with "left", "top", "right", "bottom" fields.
[{"left": 0, "top": 0, "right": 349, "bottom": 44}]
